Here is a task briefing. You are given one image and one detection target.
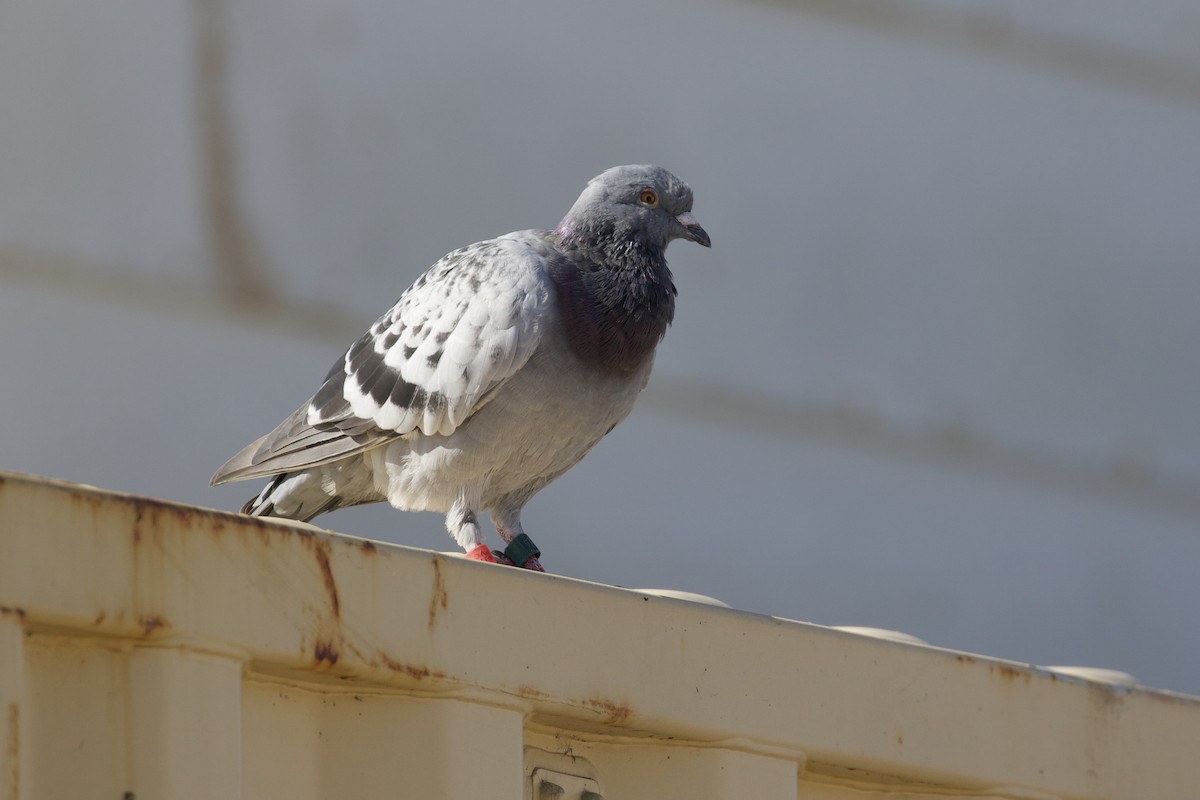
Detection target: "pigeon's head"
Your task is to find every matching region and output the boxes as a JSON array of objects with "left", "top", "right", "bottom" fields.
[{"left": 557, "top": 165, "right": 711, "bottom": 255}]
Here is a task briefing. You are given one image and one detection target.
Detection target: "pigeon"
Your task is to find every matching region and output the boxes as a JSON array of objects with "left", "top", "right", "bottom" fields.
[{"left": 211, "top": 165, "right": 709, "bottom": 570}]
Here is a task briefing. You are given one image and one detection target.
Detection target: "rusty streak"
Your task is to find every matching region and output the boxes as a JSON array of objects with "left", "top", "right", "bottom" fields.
[
  {"left": 307, "top": 538, "right": 341, "bottom": 619},
  {"left": 584, "top": 697, "right": 632, "bottom": 726},
  {"left": 128, "top": 496, "right": 206, "bottom": 543},
  {"left": 376, "top": 653, "right": 447, "bottom": 682},
  {"left": 314, "top": 640, "right": 340, "bottom": 668},
  {"left": 990, "top": 664, "right": 1031, "bottom": 684},
  {"left": 428, "top": 557, "right": 449, "bottom": 631},
  {"left": 516, "top": 685, "right": 550, "bottom": 701}
]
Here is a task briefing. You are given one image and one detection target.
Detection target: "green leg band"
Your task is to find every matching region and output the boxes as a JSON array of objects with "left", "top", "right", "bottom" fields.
[{"left": 503, "top": 532, "right": 541, "bottom": 566}]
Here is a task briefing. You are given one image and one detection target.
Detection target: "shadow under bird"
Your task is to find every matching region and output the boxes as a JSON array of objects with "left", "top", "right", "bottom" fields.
[{"left": 211, "top": 165, "right": 710, "bottom": 570}]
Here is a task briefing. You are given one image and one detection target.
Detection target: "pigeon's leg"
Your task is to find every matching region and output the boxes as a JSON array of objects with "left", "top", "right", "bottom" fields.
[
  {"left": 493, "top": 509, "right": 545, "bottom": 572},
  {"left": 447, "top": 501, "right": 496, "bottom": 563}
]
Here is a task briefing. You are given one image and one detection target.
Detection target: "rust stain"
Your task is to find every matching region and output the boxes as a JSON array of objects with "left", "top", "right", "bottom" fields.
[
  {"left": 111, "top": 487, "right": 312, "bottom": 552},
  {"left": 7, "top": 702, "right": 18, "bottom": 800},
  {"left": 132, "top": 502, "right": 145, "bottom": 536},
  {"left": 376, "top": 653, "right": 447, "bottom": 681},
  {"left": 584, "top": 697, "right": 632, "bottom": 726},
  {"left": 359, "top": 539, "right": 377, "bottom": 555},
  {"left": 0, "top": 607, "right": 25, "bottom": 623},
  {"left": 516, "top": 684, "right": 550, "bottom": 700},
  {"left": 128, "top": 496, "right": 205, "bottom": 544},
  {"left": 314, "top": 640, "right": 341, "bottom": 668},
  {"left": 955, "top": 654, "right": 975, "bottom": 665},
  {"left": 990, "top": 664, "right": 1031, "bottom": 683},
  {"left": 345, "top": 641, "right": 368, "bottom": 663},
  {"left": 69, "top": 488, "right": 106, "bottom": 517},
  {"left": 341, "top": 642, "right": 450, "bottom": 682},
  {"left": 92, "top": 611, "right": 106, "bottom": 626},
  {"left": 26, "top": 472, "right": 360, "bottom": 553},
  {"left": 237, "top": 513, "right": 281, "bottom": 548},
  {"left": 138, "top": 615, "right": 168, "bottom": 636},
  {"left": 309, "top": 539, "right": 341, "bottom": 619},
  {"left": 428, "top": 557, "right": 449, "bottom": 631}
]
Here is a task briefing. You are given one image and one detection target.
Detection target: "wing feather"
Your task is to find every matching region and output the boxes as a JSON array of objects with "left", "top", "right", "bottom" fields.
[{"left": 211, "top": 232, "right": 554, "bottom": 485}]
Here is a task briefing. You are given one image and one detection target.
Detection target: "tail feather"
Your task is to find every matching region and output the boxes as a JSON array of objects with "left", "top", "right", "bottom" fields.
[
  {"left": 242, "top": 472, "right": 341, "bottom": 523},
  {"left": 240, "top": 456, "right": 384, "bottom": 522},
  {"left": 242, "top": 474, "right": 282, "bottom": 517}
]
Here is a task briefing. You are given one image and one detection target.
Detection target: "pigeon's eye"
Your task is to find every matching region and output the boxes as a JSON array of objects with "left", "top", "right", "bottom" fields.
[{"left": 638, "top": 189, "right": 659, "bottom": 207}]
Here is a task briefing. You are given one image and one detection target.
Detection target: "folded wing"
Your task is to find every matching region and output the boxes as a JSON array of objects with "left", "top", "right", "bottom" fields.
[{"left": 211, "top": 234, "right": 553, "bottom": 485}]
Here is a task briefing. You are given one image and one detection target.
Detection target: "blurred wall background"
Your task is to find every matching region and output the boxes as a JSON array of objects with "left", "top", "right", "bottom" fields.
[{"left": 2, "top": 0, "right": 1198, "bottom": 693}]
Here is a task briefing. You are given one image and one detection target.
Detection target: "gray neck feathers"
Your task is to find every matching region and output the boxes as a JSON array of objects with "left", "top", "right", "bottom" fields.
[{"left": 547, "top": 238, "right": 676, "bottom": 375}]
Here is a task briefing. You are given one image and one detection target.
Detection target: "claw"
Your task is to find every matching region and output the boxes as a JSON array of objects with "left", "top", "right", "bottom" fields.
[{"left": 491, "top": 550, "right": 545, "bottom": 571}]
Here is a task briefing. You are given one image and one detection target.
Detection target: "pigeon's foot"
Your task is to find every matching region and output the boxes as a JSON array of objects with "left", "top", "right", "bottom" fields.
[
  {"left": 498, "top": 532, "right": 543, "bottom": 571},
  {"left": 492, "top": 551, "right": 545, "bottom": 571},
  {"left": 465, "top": 542, "right": 542, "bottom": 570}
]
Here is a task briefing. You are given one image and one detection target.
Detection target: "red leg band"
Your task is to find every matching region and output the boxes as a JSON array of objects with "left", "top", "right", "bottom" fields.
[{"left": 465, "top": 543, "right": 496, "bottom": 562}]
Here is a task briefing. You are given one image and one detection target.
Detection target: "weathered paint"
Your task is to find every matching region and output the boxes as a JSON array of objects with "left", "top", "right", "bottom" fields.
[{"left": 1, "top": 470, "right": 1198, "bottom": 799}]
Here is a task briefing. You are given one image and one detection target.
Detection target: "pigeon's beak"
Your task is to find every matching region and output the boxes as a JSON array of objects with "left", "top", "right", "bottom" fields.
[{"left": 674, "top": 212, "right": 711, "bottom": 248}]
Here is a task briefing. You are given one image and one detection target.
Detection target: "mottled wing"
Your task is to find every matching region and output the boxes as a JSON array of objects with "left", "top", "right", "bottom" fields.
[{"left": 211, "top": 233, "right": 554, "bottom": 484}]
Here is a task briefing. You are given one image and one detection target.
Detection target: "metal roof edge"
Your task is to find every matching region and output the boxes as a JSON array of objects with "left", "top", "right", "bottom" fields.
[{"left": 2, "top": 469, "right": 1197, "bottom": 797}]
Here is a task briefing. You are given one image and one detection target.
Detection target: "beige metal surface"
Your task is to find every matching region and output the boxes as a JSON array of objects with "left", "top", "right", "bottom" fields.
[{"left": 1, "top": 469, "right": 1197, "bottom": 799}]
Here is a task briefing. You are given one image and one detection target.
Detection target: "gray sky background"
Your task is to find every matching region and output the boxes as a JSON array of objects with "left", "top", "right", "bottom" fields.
[{"left": 3, "top": 0, "right": 1199, "bottom": 695}]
